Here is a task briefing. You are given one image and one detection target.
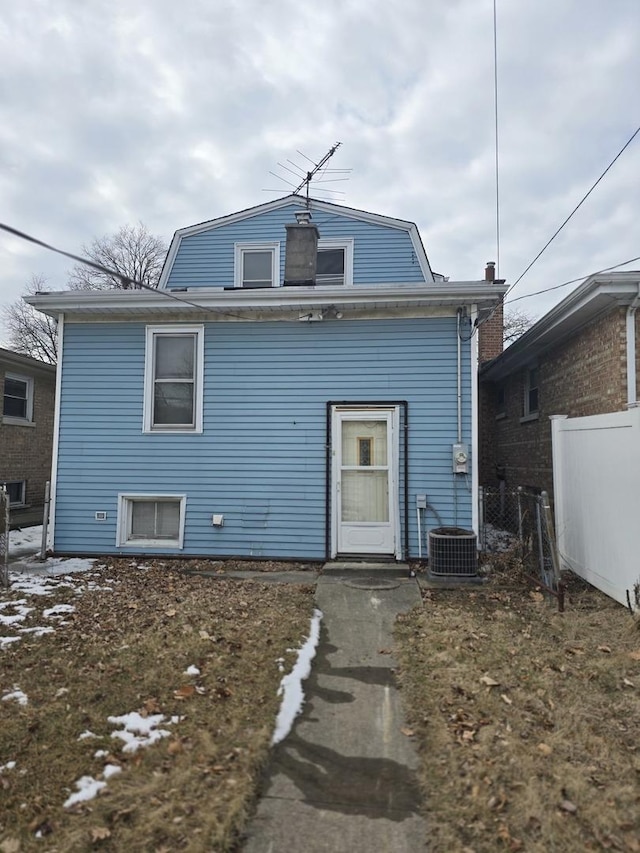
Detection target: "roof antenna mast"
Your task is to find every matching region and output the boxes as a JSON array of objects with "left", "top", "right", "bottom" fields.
[
  {"left": 295, "top": 142, "right": 342, "bottom": 207},
  {"left": 264, "top": 142, "right": 350, "bottom": 204}
]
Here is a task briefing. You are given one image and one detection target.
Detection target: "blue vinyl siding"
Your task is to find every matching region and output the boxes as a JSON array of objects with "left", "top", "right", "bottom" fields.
[
  {"left": 166, "top": 203, "right": 426, "bottom": 289},
  {"left": 54, "top": 318, "right": 472, "bottom": 558}
]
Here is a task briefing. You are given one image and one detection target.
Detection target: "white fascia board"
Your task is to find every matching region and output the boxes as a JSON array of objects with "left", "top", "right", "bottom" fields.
[
  {"left": 26, "top": 282, "right": 508, "bottom": 319},
  {"left": 158, "top": 194, "right": 437, "bottom": 288}
]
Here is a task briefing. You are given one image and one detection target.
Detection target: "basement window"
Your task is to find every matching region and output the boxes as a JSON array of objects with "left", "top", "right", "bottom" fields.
[
  {"left": 117, "top": 494, "right": 186, "bottom": 548},
  {"left": 3, "top": 480, "right": 26, "bottom": 507},
  {"left": 234, "top": 242, "right": 280, "bottom": 288}
]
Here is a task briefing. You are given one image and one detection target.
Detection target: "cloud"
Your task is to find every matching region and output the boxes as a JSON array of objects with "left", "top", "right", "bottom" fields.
[{"left": 1, "top": 0, "right": 639, "bottom": 340}]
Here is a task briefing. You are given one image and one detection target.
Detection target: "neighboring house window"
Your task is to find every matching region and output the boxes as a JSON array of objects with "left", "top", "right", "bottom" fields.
[
  {"left": 3, "top": 481, "right": 26, "bottom": 506},
  {"left": 524, "top": 367, "right": 539, "bottom": 417},
  {"left": 234, "top": 242, "right": 280, "bottom": 288},
  {"left": 496, "top": 384, "right": 506, "bottom": 418},
  {"left": 316, "top": 239, "right": 354, "bottom": 286},
  {"left": 117, "top": 494, "right": 186, "bottom": 548},
  {"left": 143, "top": 325, "right": 204, "bottom": 433},
  {"left": 3, "top": 373, "right": 34, "bottom": 423}
]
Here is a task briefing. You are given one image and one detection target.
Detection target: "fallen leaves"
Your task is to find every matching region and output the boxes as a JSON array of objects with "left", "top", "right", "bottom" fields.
[{"left": 480, "top": 674, "right": 500, "bottom": 687}]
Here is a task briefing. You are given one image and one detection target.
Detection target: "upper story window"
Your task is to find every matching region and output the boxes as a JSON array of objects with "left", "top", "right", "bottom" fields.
[
  {"left": 234, "top": 242, "right": 280, "bottom": 288},
  {"left": 3, "top": 372, "right": 34, "bottom": 425},
  {"left": 143, "top": 325, "right": 204, "bottom": 433},
  {"left": 523, "top": 366, "right": 539, "bottom": 419},
  {"left": 495, "top": 383, "right": 506, "bottom": 418},
  {"left": 316, "top": 239, "right": 354, "bottom": 286}
]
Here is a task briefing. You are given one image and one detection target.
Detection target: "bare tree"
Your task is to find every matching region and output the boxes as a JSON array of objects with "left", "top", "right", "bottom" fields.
[
  {"left": 68, "top": 222, "right": 167, "bottom": 291},
  {"left": 2, "top": 223, "right": 167, "bottom": 363},
  {"left": 2, "top": 275, "right": 58, "bottom": 364},
  {"left": 503, "top": 307, "right": 535, "bottom": 345}
]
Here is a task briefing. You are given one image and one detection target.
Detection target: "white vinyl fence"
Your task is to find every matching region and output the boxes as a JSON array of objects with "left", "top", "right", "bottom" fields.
[{"left": 551, "top": 409, "right": 640, "bottom": 610}]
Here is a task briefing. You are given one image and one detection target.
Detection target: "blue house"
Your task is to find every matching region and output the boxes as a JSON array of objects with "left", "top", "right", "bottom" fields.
[{"left": 28, "top": 196, "right": 506, "bottom": 562}]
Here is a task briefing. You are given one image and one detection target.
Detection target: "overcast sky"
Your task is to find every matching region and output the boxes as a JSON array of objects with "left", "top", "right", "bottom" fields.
[{"left": 1, "top": 0, "right": 638, "bottom": 342}]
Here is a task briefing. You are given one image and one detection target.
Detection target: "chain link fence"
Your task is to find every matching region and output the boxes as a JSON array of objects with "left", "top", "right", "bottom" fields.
[
  {"left": 479, "top": 485, "right": 562, "bottom": 600},
  {"left": 1, "top": 485, "right": 9, "bottom": 588}
]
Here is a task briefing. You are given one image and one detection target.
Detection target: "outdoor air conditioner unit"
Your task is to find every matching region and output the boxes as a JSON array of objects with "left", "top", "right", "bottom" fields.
[{"left": 428, "top": 527, "right": 478, "bottom": 576}]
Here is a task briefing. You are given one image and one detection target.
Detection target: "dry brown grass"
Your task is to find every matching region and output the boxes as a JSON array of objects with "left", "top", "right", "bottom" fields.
[
  {"left": 0, "top": 559, "right": 315, "bottom": 852},
  {"left": 395, "top": 562, "right": 640, "bottom": 852}
]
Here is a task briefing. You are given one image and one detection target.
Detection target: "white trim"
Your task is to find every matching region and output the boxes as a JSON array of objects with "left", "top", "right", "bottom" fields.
[
  {"left": 26, "top": 282, "right": 508, "bottom": 319},
  {"left": 2, "top": 371, "right": 34, "bottom": 423},
  {"left": 317, "top": 238, "right": 354, "bottom": 286},
  {"left": 48, "top": 314, "right": 64, "bottom": 550},
  {"left": 143, "top": 325, "right": 204, "bottom": 434},
  {"left": 117, "top": 493, "right": 187, "bottom": 549},
  {"left": 470, "top": 307, "right": 479, "bottom": 536},
  {"left": 233, "top": 242, "right": 281, "bottom": 288}
]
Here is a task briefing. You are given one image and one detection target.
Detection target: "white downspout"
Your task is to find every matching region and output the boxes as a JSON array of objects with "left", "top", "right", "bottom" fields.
[
  {"left": 626, "top": 286, "right": 640, "bottom": 408},
  {"left": 456, "top": 309, "right": 463, "bottom": 443}
]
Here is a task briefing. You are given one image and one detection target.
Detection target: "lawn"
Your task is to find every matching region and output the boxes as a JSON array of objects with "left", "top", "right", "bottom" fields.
[
  {"left": 395, "top": 562, "right": 640, "bottom": 852},
  {"left": 0, "top": 558, "right": 315, "bottom": 852}
]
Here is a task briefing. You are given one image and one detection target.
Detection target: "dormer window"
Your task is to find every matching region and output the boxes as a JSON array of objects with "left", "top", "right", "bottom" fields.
[
  {"left": 316, "top": 239, "right": 354, "bottom": 286},
  {"left": 234, "top": 242, "right": 280, "bottom": 288}
]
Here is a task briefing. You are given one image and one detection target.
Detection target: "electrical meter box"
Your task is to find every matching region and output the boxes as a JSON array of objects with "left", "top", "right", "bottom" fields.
[{"left": 452, "top": 443, "right": 469, "bottom": 474}]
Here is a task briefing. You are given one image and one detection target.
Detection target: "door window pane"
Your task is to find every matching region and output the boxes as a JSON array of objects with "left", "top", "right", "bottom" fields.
[
  {"left": 342, "top": 420, "right": 387, "bottom": 466},
  {"left": 342, "top": 471, "right": 389, "bottom": 522}
]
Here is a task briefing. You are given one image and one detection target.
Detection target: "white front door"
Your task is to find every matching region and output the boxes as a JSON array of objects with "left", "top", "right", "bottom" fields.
[{"left": 332, "top": 407, "right": 399, "bottom": 557}]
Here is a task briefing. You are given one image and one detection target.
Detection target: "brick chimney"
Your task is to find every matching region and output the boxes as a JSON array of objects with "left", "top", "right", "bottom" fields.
[
  {"left": 283, "top": 210, "right": 320, "bottom": 286},
  {"left": 478, "top": 261, "right": 504, "bottom": 363}
]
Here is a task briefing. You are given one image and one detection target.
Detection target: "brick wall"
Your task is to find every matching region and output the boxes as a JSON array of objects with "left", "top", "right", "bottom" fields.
[
  {"left": 480, "top": 307, "right": 628, "bottom": 497},
  {"left": 478, "top": 302, "right": 504, "bottom": 364},
  {"left": 1, "top": 362, "right": 56, "bottom": 507}
]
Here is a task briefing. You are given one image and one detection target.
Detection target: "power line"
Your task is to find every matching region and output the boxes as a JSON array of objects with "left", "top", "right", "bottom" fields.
[
  {"left": 506, "top": 255, "right": 640, "bottom": 304},
  {"left": 505, "top": 123, "right": 640, "bottom": 300},
  {"left": 0, "top": 221, "right": 251, "bottom": 320}
]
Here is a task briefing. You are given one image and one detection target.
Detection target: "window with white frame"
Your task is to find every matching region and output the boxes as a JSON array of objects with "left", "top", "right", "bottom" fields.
[
  {"left": 143, "top": 325, "right": 204, "bottom": 433},
  {"left": 3, "top": 373, "right": 34, "bottom": 423},
  {"left": 117, "top": 494, "right": 186, "bottom": 548},
  {"left": 523, "top": 366, "right": 539, "bottom": 417},
  {"left": 3, "top": 481, "right": 26, "bottom": 506},
  {"left": 316, "top": 239, "right": 354, "bottom": 286},
  {"left": 234, "top": 242, "right": 280, "bottom": 288}
]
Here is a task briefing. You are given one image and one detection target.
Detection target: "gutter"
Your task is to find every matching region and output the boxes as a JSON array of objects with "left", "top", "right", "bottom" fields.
[{"left": 626, "top": 284, "right": 640, "bottom": 407}]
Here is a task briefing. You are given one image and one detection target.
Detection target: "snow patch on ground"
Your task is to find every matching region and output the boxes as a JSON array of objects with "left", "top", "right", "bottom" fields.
[
  {"left": 184, "top": 664, "right": 200, "bottom": 676},
  {"left": 2, "top": 687, "right": 28, "bottom": 706},
  {"left": 43, "top": 603, "right": 76, "bottom": 618},
  {"left": 63, "top": 775, "right": 107, "bottom": 809},
  {"left": 8, "top": 525, "right": 43, "bottom": 559},
  {"left": 108, "top": 711, "right": 174, "bottom": 753},
  {"left": 483, "top": 523, "right": 519, "bottom": 553},
  {"left": 271, "top": 608, "right": 323, "bottom": 745}
]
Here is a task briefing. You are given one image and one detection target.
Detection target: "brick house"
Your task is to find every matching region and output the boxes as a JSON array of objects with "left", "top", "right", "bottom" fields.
[
  {"left": 479, "top": 271, "right": 640, "bottom": 497},
  {"left": 1, "top": 348, "right": 56, "bottom": 515}
]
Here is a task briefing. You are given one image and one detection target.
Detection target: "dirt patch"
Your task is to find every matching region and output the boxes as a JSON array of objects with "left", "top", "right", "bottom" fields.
[
  {"left": 0, "top": 560, "right": 315, "bottom": 851},
  {"left": 394, "top": 570, "right": 640, "bottom": 852}
]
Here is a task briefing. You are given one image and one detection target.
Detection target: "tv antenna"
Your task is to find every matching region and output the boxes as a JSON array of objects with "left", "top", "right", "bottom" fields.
[{"left": 264, "top": 142, "right": 351, "bottom": 205}]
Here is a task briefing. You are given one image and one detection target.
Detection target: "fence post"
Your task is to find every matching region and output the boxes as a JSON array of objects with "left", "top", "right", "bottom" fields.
[
  {"left": 535, "top": 498, "right": 545, "bottom": 580},
  {"left": 517, "top": 486, "right": 524, "bottom": 559},
  {"left": 541, "top": 490, "right": 561, "bottom": 585},
  {"left": 550, "top": 415, "right": 569, "bottom": 570},
  {"left": 39, "top": 481, "right": 51, "bottom": 562},
  {"left": 478, "top": 486, "right": 485, "bottom": 550}
]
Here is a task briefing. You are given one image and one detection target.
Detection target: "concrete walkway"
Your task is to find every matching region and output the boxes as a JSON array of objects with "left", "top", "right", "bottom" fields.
[{"left": 242, "top": 564, "right": 427, "bottom": 852}]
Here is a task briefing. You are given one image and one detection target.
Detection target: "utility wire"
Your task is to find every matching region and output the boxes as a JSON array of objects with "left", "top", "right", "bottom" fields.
[
  {"left": 506, "top": 255, "right": 640, "bottom": 304},
  {"left": 505, "top": 123, "right": 640, "bottom": 300},
  {"left": 0, "top": 221, "right": 249, "bottom": 319}
]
